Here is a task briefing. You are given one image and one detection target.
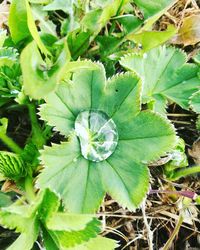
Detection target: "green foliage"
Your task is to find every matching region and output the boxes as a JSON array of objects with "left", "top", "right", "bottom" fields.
[
  {"left": 120, "top": 46, "right": 200, "bottom": 113},
  {"left": 163, "top": 138, "right": 188, "bottom": 180},
  {"left": 0, "top": 192, "right": 12, "bottom": 207},
  {"left": 0, "top": 151, "right": 27, "bottom": 180},
  {"left": 3, "top": 1, "right": 200, "bottom": 249},
  {"left": 134, "top": 0, "right": 176, "bottom": 19},
  {"left": 190, "top": 90, "right": 200, "bottom": 113},
  {"left": 127, "top": 25, "right": 177, "bottom": 52},
  {"left": 38, "top": 62, "right": 176, "bottom": 213},
  {"left": 0, "top": 189, "right": 111, "bottom": 250},
  {"left": 9, "top": 0, "right": 31, "bottom": 43}
]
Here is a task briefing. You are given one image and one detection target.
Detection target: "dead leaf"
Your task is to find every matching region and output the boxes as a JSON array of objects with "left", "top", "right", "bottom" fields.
[
  {"left": 171, "top": 14, "right": 200, "bottom": 46},
  {"left": 188, "top": 138, "right": 200, "bottom": 165},
  {"left": 0, "top": 0, "right": 9, "bottom": 28}
]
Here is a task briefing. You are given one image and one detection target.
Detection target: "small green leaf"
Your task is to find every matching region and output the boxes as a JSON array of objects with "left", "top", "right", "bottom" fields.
[
  {"left": 8, "top": 0, "right": 31, "bottom": 43},
  {"left": 25, "top": 0, "right": 51, "bottom": 57},
  {"left": 127, "top": 25, "right": 177, "bottom": 52},
  {"left": 21, "top": 42, "right": 99, "bottom": 99},
  {"left": 0, "top": 151, "right": 27, "bottom": 180},
  {"left": 66, "top": 236, "right": 118, "bottom": 250},
  {"left": 0, "top": 29, "right": 7, "bottom": 47},
  {"left": 43, "top": 0, "right": 74, "bottom": 13},
  {"left": 0, "top": 118, "right": 8, "bottom": 134},
  {"left": 31, "top": 5, "right": 56, "bottom": 36},
  {"left": 47, "top": 218, "right": 101, "bottom": 248},
  {"left": 81, "top": 0, "right": 127, "bottom": 36},
  {"left": 134, "top": 0, "right": 176, "bottom": 19},
  {"left": 190, "top": 90, "right": 200, "bottom": 113},
  {"left": 0, "top": 204, "right": 39, "bottom": 250},
  {"left": 120, "top": 46, "right": 200, "bottom": 112},
  {"left": 0, "top": 192, "right": 12, "bottom": 207},
  {"left": 117, "top": 111, "right": 176, "bottom": 163},
  {"left": 46, "top": 213, "right": 99, "bottom": 231},
  {"left": 0, "top": 47, "right": 18, "bottom": 67}
]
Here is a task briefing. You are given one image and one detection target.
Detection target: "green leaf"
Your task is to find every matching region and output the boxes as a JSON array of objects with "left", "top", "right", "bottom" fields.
[
  {"left": 120, "top": 46, "right": 200, "bottom": 112},
  {"left": 0, "top": 151, "right": 27, "bottom": 180},
  {"left": 8, "top": 0, "right": 31, "bottom": 43},
  {"left": 127, "top": 25, "right": 177, "bottom": 52},
  {"left": 97, "top": 72, "right": 141, "bottom": 124},
  {"left": 0, "top": 192, "right": 12, "bottom": 207},
  {"left": 117, "top": 111, "right": 176, "bottom": 163},
  {"left": 66, "top": 236, "right": 118, "bottom": 250},
  {"left": 20, "top": 42, "right": 99, "bottom": 99},
  {"left": 97, "top": 160, "right": 149, "bottom": 210},
  {"left": 31, "top": 5, "right": 56, "bottom": 36},
  {"left": 163, "top": 138, "right": 188, "bottom": 179},
  {"left": 190, "top": 90, "right": 200, "bottom": 113},
  {"left": 0, "top": 47, "right": 18, "bottom": 67},
  {"left": 39, "top": 63, "right": 176, "bottom": 212},
  {"left": 39, "top": 62, "right": 105, "bottom": 133},
  {"left": 20, "top": 41, "right": 55, "bottom": 99},
  {"left": 0, "top": 29, "right": 7, "bottom": 47},
  {"left": 0, "top": 204, "right": 40, "bottom": 250},
  {"left": 115, "top": 14, "right": 143, "bottom": 34},
  {"left": 194, "top": 51, "right": 200, "bottom": 64},
  {"left": 0, "top": 117, "right": 8, "bottom": 134},
  {"left": 37, "top": 137, "right": 105, "bottom": 213},
  {"left": 25, "top": 0, "right": 51, "bottom": 57},
  {"left": 43, "top": 0, "right": 74, "bottom": 13},
  {"left": 134, "top": 0, "right": 176, "bottom": 20},
  {"left": 67, "top": 31, "right": 91, "bottom": 59},
  {"left": 48, "top": 218, "right": 101, "bottom": 248},
  {"left": 81, "top": 0, "right": 127, "bottom": 35},
  {"left": 46, "top": 213, "right": 99, "bottom": 231},
  {"left": 0, "top": 189, "right": 103, "bottom": 250},
  {"left": 9, "top": 0, "right": 51, "bottom": 56}
]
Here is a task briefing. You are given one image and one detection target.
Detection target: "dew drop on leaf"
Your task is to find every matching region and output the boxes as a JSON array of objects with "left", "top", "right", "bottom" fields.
[{"left": 75, "top": 110, "right": 118, "bottom": 162}]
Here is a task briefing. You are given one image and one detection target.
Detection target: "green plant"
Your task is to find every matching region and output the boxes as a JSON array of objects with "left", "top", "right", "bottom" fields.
[
  {"left": 0, "top": 0, "right": 200, "bottom": 249},
  {"left": 37, "top": 62, "right": 176, "bottom": 212},
  {"left": 120, "top": 46, "right": 200, "bottom": 114}
]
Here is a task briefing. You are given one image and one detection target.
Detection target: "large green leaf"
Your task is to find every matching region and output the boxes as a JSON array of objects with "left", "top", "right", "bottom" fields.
[
  {"left": 190, "top": 90, "right": 200, "bottom": 113},
  {"left": 38, "top": 62, "right": 176, "bottom": 212},
  {"left": 120, "top": 46, "right": 200, "bottom": 113}
]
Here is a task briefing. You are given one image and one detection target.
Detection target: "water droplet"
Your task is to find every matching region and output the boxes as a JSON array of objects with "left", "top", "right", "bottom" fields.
[{"left": 75, "top": 110, "right": 118, "bottom": 162}]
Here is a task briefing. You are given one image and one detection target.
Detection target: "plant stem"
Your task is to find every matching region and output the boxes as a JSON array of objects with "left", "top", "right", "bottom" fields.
[
  {"left": 162, "top": 214, "right": 183, "bottom": 250},
  {"left": 0, "top": 132, "right": 22, "bottom": 154},
  {"left": 170, "top": 166, "right": 200, "bottom": 181},
  {"left": 24, "top": 175, "right": 36, "bottom": 202},
  {"left": 27, "top": 103, "right": 45, "bottom": 149}
]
